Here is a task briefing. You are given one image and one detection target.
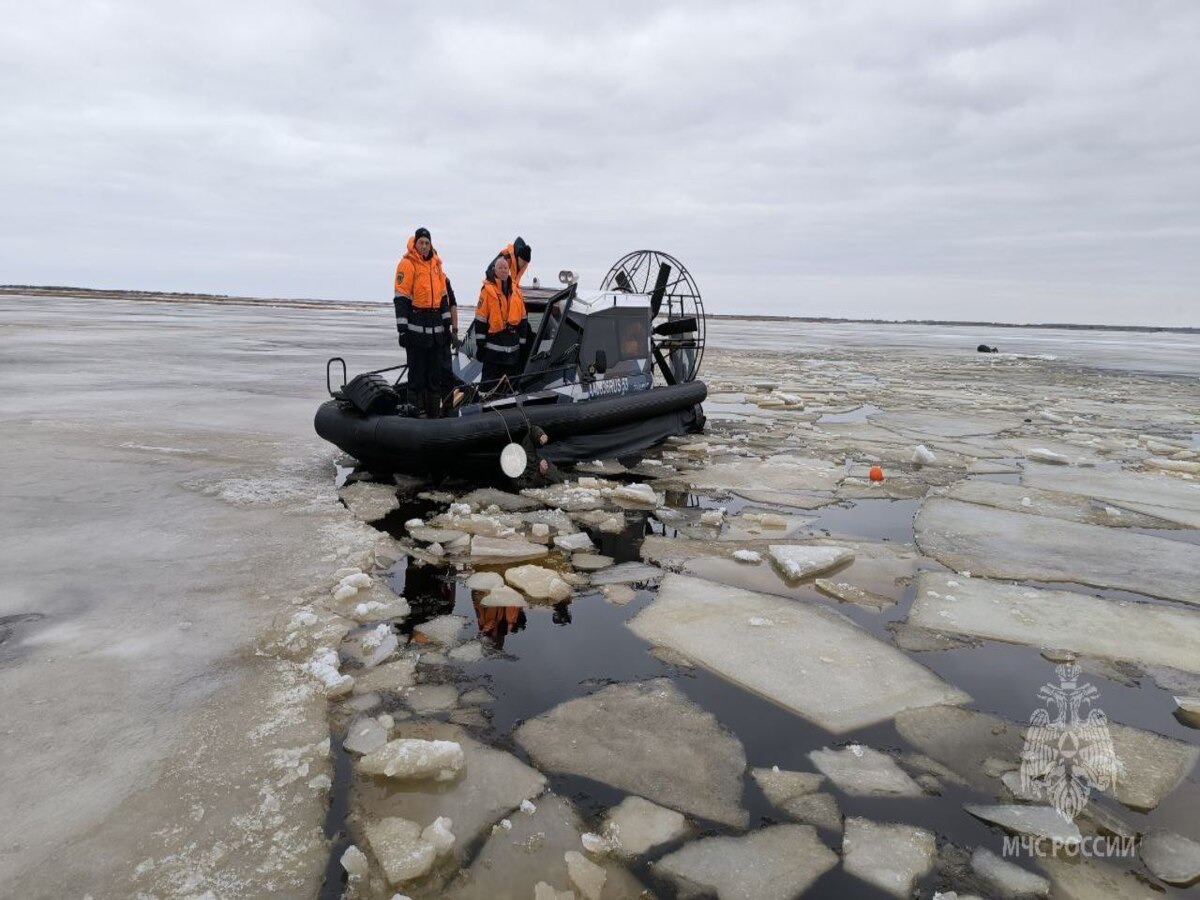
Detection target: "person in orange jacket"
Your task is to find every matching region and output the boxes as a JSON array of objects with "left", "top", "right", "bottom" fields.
[
  {"left": 473, "top": 254, "right": 530, "bottom": 389},
  {"left": 394, "top": 227, "right": 452, "bottom": 417},
  {"left": 486, "top": 236, "right": 532, "bottom": 287}
]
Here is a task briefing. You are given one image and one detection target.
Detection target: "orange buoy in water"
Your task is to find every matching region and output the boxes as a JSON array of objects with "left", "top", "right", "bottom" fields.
[{"left": 869, "top": 465, "right": 885, "bottom": 482}]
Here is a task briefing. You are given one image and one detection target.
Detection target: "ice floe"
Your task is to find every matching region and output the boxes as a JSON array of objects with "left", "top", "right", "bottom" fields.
[
  {"left": 842, "top": 817, "right": 936, "bottom": 898},
  {"left": 1138, "top": 827, "right": 1200, "bottom": 886},
  {"left": 358, "top": 738, "right": 465, "bottom": 781},
  {"left": 504, "top": 564, "right": 573, "bottom": 602},
  {"left": 915, "top": 498, "right": 1200, "bottom": 604},
  {"left": 970, "top": 847, "right": 1050, "bottom": 898},
  {"left": 445, "top": 793, "right": 644, "bottom": 899},
  {"left": 600, "top": 796, "right": 688, "bottom": 857},
  {"left": 469, "top": 535, "right": 548, "bottom": 562},
  {"left": 364, "top": 816, "right": 437, "bottom": 884},
  {"left": 628, "top": 574, "right": 969, "bottom": 733},
  {"left": 768, "top": 544, "right": 854, "bottom": 580},
  {"left": 909, "top": 571, "right": 1200, "bottom": 673},
  {"left": 655, "top": 824, "right": 838, "bottom": 900},
  {"left": 514, "top": 679, "right": 748, "bottom": 826},
  {"left": 809, "top": 744, "right": 925, "bottom": 797}
]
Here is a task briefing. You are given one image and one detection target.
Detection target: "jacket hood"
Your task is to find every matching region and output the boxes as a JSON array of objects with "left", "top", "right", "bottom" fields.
[{"left": 405, "top": 235, "right": 438, "bottom": 263}]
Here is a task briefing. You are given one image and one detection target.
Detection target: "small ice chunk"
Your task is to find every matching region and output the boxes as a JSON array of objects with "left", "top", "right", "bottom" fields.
[
  {"left": 357, "top": 623, "right": 399, "bottom": 668},
  {"left": 344, "top": 716, "right": 389, "bottom": 755},
  {"left": 733, "top": 549, "right": 762, "bottom": 563},
  {"left": 358, "top": 739, "right": 465, "bottom": 781},
  {"left": 480, "top": 585, "right": 528, "bottom": 607},
  {"left": 1026, "top": 447, "right": 1070, "bottom": 465},
  {"left": 964, "top": 804, "right": 1081, "bottom": 842},
  {"left": 580, "top": 832, "right": 610, "bottom": 854},
  {"left": 609, "top": 483, "right": 659, "bottom": 507},
  {"left": 333, "top": 584, "right": 358, "bottom": 602},
  {"left": 520, "top": 798, "right": 537, "bottom": 815},
  {"left": 302, "top": 648, "right": 354, "bottom": 696},
  {"left": 414, "top": 614, "right": 469, "bottom": 646},
  {"left": 655, "top": 824, "right": 837, "bottom": 900},
  {"left": 505, "top": 564, "right": 573, "bottom": 602},
  {"left": 970, "top": 847, "right": 1050, "bottom": 897},
  {"left": 911, "top": 444, "right": 937, "bottom": 467},
  {"left": 470, "top": 535, "right": 548, "bottom": 562},
  {"left": 531, "top": 522, "right": 551, "bottom": 538},
  {"left": 601, "top": 796, "right": 687, "bottom": 857},
  {"left": 700, "top": 509, "right": 725, "bottom": 526},
  {"left": 1140, "top": 827, "right": 1200, "bottom": 886},
  {"left": 809, "top": 745, "right": 924, "bottom": 796},
  {"left": 553, "top": 531, "right": 595, "bottom": 552},
  {"left": 565, "top": 851, "right": 607, "bottom": 900},
  {"left": 768, "top": 545, "right": 854, "bottom": 580},
  {"left": 466, "top": 571, "right": 505, "bottom": 591},
  {"left": 842, "top": 817, "right": 935, "bottom": 898},
  {"left": 364, "top": 817, "right": 436, "bottom": 885},
  {"left": 340, "top": 844, "right": 370, "bottom": 880},
  {"left": 420, "top": 816, "right": 456, "bottom": 856}
]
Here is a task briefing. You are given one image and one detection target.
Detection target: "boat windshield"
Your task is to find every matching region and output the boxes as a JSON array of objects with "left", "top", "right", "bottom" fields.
[{"left": 532, "top": 293, "right": 570, "bottom": 359}]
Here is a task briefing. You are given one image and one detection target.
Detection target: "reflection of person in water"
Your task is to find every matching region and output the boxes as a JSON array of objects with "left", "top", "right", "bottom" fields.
[
  {"left": 551, "top": 601, "right": 572, "bottom": 626},
  {"left": 473, "top": 598, "right": 526, "bottom": 649}
]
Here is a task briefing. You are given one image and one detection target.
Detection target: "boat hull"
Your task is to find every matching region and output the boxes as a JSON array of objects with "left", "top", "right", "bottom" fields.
[{"left": 315, "top": 381, "right": 707, "bottom": 474}]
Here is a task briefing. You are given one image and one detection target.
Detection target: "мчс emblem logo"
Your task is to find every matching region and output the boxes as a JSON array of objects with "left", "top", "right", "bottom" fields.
[{"left": 1018, "top": 663, "right": 1122, "bottom": 822}]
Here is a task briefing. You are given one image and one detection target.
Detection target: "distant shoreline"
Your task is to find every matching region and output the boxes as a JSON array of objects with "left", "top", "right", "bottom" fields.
[{"left": 2, "top": 285, "right": 1196, "bottom": 334}]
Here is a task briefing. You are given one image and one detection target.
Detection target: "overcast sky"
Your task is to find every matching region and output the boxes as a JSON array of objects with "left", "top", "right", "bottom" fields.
[{"left": 2, "top": 1, "right": 1197, "bottom": 326}]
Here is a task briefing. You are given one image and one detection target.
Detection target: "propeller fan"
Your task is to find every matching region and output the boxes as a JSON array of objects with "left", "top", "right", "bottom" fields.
[{"left": 600, "top": 250, "right": 706, "bottom": 385}]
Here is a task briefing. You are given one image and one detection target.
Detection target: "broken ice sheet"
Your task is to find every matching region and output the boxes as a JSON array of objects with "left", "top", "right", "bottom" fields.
[
  {"left": 655, "top": 824, "right": 838, "bottom": 900},
  {"left": 842, "top": 817, "right": 936, "bottom": 899},
  {"left": 939, "top": 478, "right": 1173, "bottom": 529},
  {"left": 809, "top": 745, "right": 925, "bottom": 797},
  {"left": 964, "top": 804, "right": 1081, "bottom": 842},
  {"left": 896, "top": 704, "right": 1199, "bottom": 812},
  {"left": 1039, "top": 853, "right": 1172, "bottom": 900},
  {"left": 909, "top": 571, "right": 1200, "bottom": 674},
  {"left": 600, "top": 795, "right": 688, "bottom": 857},
  {"left": 514, "top": 679, "right": 748, "bottom": 827},
  {"left": 1023, "top": 463, "right": 1200, "bottom": 529},
  {"left": 357, "top": 723, "right": 545, "bottom": 864},
  {"left": 686, "top": 454, "right": 844, "bottom": 494},
  {"left": 915, "top": 497, "right": 1200, "bottom": 605},
  {"left": 628, "top": 574, "right": 969, "bottom": 733},
  {"left": 339, "top": 480, "right": 401, "bottom": 521},
  {"left": 769, "top": 544, "right": 855, "bottom": 580},
  {"left": 444, "top": 793, "right": 645, "bottom": 900}
]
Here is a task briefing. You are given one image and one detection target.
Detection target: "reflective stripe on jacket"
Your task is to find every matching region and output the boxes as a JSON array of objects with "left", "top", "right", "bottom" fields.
[
  {"left": 394, "top": 236, "right": 450, "bottom": 347},
  {"left": 473, "top": 276, "right": 528, "bottom": 362}
]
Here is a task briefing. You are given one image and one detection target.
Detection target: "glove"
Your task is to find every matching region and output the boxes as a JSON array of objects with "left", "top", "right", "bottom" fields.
[{"left": 450, "top": 333, "right": 463, "bottom": 351}]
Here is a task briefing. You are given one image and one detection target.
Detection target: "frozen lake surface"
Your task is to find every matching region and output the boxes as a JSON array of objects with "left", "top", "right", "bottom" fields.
[
  {"left": 709, "top": 319, "right": 1200, "bottom": 379},
  {"left": 1, "top": 294, "right": 1197, "bottom": 899}
]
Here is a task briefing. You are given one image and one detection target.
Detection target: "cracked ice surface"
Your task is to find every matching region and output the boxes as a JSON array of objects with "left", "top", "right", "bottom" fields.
[
  {"left": 628, "top": 574, "right": 969, "bottom": 732},
  {"left": 655, "top": 824, "right": 838, "bottom": 900},
  {"left": 909, "top": 571, "right": 1200, "bottom": 673},
  {"left": 915, "top": 498, "right": 1200, "bottom": 604},
  {"left": 514, "top": 678, "right": 749, "bottom": 826}
]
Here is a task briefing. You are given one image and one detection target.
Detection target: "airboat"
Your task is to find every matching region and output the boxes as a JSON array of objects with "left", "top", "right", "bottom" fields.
[{"left": 315, "top": 250, "right": 708, "bottom": 474}]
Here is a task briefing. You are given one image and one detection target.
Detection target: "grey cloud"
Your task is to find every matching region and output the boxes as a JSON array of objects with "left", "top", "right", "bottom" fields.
[{"left": 1, "top": 0, "right": 1196, "bottom": 326}]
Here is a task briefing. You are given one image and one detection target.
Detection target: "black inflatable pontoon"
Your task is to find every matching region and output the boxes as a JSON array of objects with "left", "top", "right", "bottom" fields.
[{"left": 315, "top": 250, "right": 708, "bottom": 475}]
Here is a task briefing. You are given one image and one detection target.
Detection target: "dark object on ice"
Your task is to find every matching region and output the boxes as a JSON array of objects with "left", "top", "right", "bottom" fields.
[
  {"left": 977, "top": 344, "right": 999, "bottom": 353},
  {"left": 317, "top": 250, "right": 708, "bottom": 476}
]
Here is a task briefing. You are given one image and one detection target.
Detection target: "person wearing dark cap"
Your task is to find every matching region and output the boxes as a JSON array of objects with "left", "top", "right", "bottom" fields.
[
  {"left": 394, "top": 227, "right": 452, "bottom": 418},
  {"left": 486, "top": 236, "right": 532, "bottom": 288},
  {"left": 473, "top": 254, "right": 529, "bottom": 390}
]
